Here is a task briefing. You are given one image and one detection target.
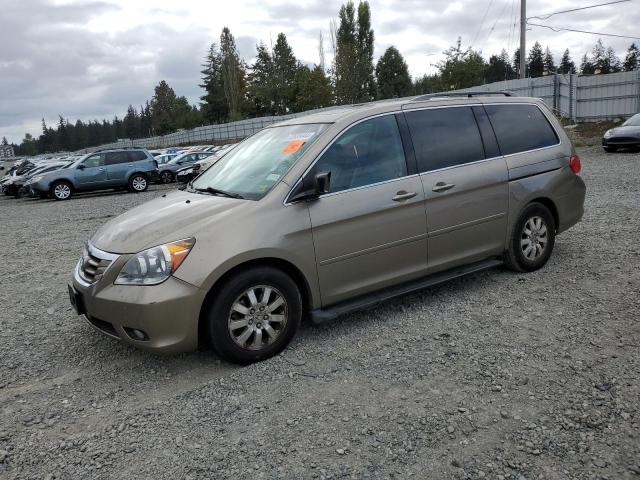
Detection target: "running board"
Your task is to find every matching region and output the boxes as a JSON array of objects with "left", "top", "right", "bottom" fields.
[{"left": 309, "top": 258, "right": 503, "bottom": 324}]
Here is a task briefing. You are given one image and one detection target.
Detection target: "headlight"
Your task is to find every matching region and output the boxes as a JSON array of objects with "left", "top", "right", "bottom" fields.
[
  {"left": 604, "top": 130, "right": 612, "bottom": 138},
  {"left": 115, "top": 238, "right": 195, "bottom": 285}
]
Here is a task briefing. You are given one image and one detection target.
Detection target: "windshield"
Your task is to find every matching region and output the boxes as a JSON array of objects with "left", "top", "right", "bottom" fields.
[
  {"left": 191, "top": 124, "right": 328, "bottom": 200},
  {"left": 622, "top": 114, "right": 640, "bottom": 127}
]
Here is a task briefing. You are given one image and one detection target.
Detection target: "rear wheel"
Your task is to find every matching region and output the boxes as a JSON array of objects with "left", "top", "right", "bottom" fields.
[
  {"left": 159, "top": 171, "right": 174, "bottom": 184},
  {"left": 504, "top": 202, "right": 556, "bottom": 272},
  {"left": 51, "top": 181, "right": 73, "bottom": 201},
  {"left": 128, "top": 173, "right": 148, "bottom": 192},
  {"left": 206, "top": 267, "right": 302, "bottom": 364}
]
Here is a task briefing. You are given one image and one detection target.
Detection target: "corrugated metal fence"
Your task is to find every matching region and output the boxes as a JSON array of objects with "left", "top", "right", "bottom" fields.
[{"left": 81, "top": 70, "right": 640, "bottom": 153}]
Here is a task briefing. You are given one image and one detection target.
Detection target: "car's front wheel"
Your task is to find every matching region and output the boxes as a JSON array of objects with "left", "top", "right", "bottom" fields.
[
  {"left": 159, "top": 171, "right": 174, "bottom": 184},
  {"left": 128, "top": 173, "right": 148, "bottom": 192},
  {"left": 504, "top": 202, "right": 556, "bottom": 272},
  {"left": 205, "top": 267, "right": 302, "bottom": 364},
  {"left": 51, "top": 181, "right": 73, "bottom": 201}
]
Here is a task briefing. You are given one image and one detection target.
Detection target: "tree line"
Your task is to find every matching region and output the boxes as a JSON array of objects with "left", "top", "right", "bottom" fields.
[{"left": 10, "top": 0, "right": 640, "bottom": 156}]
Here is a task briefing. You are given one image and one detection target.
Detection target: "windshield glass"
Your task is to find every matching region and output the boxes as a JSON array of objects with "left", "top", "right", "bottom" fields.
[
  {"left": 191, "top": 124, "right": 328, "bottom": 200},
  {"left": 622, "top": 114, "right": 640, "bottom": 127}
]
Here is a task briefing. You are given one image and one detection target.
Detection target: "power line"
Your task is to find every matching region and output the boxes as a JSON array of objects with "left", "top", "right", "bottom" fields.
[
  {"left": 526, "top": 21, "right": 640, "bottom": 40},
  {"left": 527, "top": 0, "right": 631, "bottom": 20},
  {"left": 472, "top": 0, "right": 495, "bottom": 47}
]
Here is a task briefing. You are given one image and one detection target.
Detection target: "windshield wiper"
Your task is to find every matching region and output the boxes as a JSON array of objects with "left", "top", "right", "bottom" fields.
[{"left": 195, "top": 186, "right": 244, "bottom": 199}]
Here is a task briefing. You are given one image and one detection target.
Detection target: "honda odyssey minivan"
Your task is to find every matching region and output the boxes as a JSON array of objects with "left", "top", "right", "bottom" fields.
[{"left": 69, "top": 93, "right": 586, "bottom": 364}]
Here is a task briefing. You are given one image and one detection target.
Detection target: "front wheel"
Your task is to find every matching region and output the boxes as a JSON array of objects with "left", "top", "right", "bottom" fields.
[
  {"left": 206, "top": 267, "right": 302, "bottom": 364},
  {"left": 51, "top": 181, "right": 73, "bottom": 201},
  {"left": 504, "top": 202, "right": 556, "bottom": 272},
  {"left": 128, "top": 173, "right": 148, "bottom": 192},
  {"left": 159, "top": 171, "right": 174, "bottom": 184}
]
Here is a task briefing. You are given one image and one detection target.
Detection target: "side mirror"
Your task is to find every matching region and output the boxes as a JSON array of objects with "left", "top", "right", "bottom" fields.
[
  {"left": 314, "top": 171, "right": 331, "bottom": 195},
  {"left": 77, "top": 164, "right": 86, "bottom": 170},
  {"left": 288, "top": 171, "right": 331, "bottom": 203}
]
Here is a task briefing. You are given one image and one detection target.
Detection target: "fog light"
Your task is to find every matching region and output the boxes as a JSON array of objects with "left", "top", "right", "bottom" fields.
[{"left": 124, "top": 327, "right": 149, "bottom": 341}]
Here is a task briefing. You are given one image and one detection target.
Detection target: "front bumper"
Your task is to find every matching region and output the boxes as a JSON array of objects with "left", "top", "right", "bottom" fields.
[
  {"left": 602, "top": 136, "right": 640, "bottom": 147},
  {"left": 70, "top": 257, "right": 204, "bottom": 354}
]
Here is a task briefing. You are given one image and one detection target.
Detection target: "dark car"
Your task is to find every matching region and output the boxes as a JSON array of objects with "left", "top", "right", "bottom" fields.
[
  {"left": 30, "top": 148, "right": 158, "bottom": 200},
  {"left": 5, "top": 161, "right": 71, "bottom": 198},
  {"left": 157, "top": 151, "right": 212, "bottom": 183},
  {"left": 602, "top": 113, "right": 640, "bottom": 152},
  {"left": 175, "top": 166, "right": 194, "bottom": 183}
]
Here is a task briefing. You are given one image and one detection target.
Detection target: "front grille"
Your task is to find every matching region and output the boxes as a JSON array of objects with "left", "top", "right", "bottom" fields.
[{"left": 77, "top": 243, "right": 117, "bottom": 285}]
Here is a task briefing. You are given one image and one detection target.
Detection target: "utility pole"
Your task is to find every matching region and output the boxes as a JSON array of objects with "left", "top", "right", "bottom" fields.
[{"left": 520, "top": 0, "right": 526, "bottom": 79}]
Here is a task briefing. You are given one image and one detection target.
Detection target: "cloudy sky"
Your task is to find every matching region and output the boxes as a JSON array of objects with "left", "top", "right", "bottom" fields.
[{"left": 1, "top": 0, "right": 638, "bottom": 143}]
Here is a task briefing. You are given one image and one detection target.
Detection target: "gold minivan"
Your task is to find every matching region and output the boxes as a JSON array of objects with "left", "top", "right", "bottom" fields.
[{"left": 69, "top": 94, "right": 586, "bottom": 363}]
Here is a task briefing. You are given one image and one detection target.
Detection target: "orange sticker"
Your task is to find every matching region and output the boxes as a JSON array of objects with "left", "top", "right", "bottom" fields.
[{"left": 282, "top": 139, "right": 305, "bottom": 154}]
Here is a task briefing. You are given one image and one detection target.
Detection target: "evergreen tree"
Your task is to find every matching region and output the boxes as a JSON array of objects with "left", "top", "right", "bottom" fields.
[
  {"left": 247, "top": 42, "right": 276, "bottom": 115},
  {"left": 219, "top": 27, "right": 246, "bottom": 121},
  {"left": 580, "top": 53, "right": 595, "bottom": 74},
  {"left": 123, "top": 105, "right": 140, "bottom": 139},
  {"left": 437, "top": 38, "right": 486, "bottom": 90},
  {"left": 591, "top": 39, "right": 606, "bottom": 73},
  {"left": 604, "top": 47, "right": 622, "bottom": 73},
  {"left": 559, "top": 49, "right": 576, "bottom": 74},
  {"left": 623, "top": 43, "right": 639, "bottom": 71},
  {"left": 1, "top": 136, "right": 8, "bottom": 146},
  {"left": 272, "top": 33, "right": 298, "bottom": 114},
  {"left": 141, "top": 102, "right": 153, "bottom": 137},
  {"left": 375, "top": 46, "right": 412, "bottom": 99},
  {"left": 200, "top": 43, "right": 228, "bottom": 123},
  {"left": 485, "top": 50, "right": 514, "bottom": 83},
  {"left": 413, "top": 74, "right": 443, "bottom": 94},
  {"left": 151, "top": 80, "right": 179, "bottom": 135},
  {"left": 293, "top": 65, "right": 334, "bottom": 111},
  {"left": 543, "top": 47, "right": 556, "bottom": 74},
  {"left": 356, "top": 1, "right": 375, "bottom": 101},
  {"left": 527, "top": 42, "right": 544, "bottom": 77}
]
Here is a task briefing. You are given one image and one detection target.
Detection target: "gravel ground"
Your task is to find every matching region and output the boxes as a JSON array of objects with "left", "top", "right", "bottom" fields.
[{"left": 1, "top": 147, "right": 639, "bottom": 480}]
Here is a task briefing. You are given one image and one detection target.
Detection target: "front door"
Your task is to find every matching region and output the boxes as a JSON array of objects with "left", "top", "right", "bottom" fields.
[
  {"left": 306, "top": 114, "right": 428, "bottom": 306},
  {"left": 403, "top": 105, "right": 509, "bottom": 273},
  {"left": 75, "top": 153, "right": 107, "bottom": 189}
]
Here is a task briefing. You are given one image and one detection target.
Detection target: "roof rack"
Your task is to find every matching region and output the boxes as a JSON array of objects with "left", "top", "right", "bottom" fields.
[
  {"left": 94, "top": 146, "right": 145, "bottom": 152},
  {"left": 412, "top": 91, "right": 513, "bottom": 101}
]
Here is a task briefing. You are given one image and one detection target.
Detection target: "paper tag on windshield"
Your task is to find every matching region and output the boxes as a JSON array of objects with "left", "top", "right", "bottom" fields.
[
  {"left": 286, "top": 132, "right": 316, "bottom": 140},
  {"left": 282, "top": 139, "right": 305, "bottom": 154}
]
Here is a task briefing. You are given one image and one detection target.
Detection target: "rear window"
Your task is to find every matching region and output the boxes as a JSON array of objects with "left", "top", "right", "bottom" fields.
[
  {"left": 128, "top": 151, "right": 148, "bottom": 162},
  {"left": 484, "top": 104, "right": 559, "bottom": 155},
  {"left": 404, "top": 106, "right": 485, "bottom": 172}
]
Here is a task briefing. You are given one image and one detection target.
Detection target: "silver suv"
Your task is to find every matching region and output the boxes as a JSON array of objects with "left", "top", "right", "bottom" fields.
[{"left": 69, "top": 94, "right": 586, "bottom": 364}]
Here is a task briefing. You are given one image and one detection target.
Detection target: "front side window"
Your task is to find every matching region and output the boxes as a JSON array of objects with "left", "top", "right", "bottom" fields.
[
  {"left": 83, "top": 154, "right": 105, "bottom": 168},
  {"left": 192, "top": 123, "right": 328, "bottom": 200},
  {"left": 405, "top": 106, "right": 485, "bottom": 173},
  {"left": 485, "top": 104, "right": 559, "bottom": 155},
  {"left": 310, "top": 115, "right": 407, "bottom": 194}
]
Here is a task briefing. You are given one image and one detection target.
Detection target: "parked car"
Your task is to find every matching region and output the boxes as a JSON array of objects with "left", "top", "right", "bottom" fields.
[
  {"left": 175, "top": 166, "right": 194, "bottom": 183},
  {"left": 157, "top": 151, "right": 213, "bottom": 183},
  {"left": 5, "top": 161, "right": 71, "bottom": 198},
  {"left": 155, "top": 153, "right": 178, "bottom": 166},
  {"left": 69, "top": 94, "right": 585, "bottom": 364},
  {"left": 191, "top": 144, "right": 236, "bottom": 176},
  {"left": 30, "top": 148, "right": 158, "bottom": 200},
  {"left": 602, "top": 113, "right": 640, "bottom": 152}
]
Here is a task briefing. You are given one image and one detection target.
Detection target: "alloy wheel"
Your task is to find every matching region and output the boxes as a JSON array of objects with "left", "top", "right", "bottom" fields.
[
  {"left": 54, "top": 184, "right": 71, "bottom": 199},
  {"left": 520, "top": 216, "right": 548, "bottom": 261},
  {"left": 132, "top": 176, "right": 147, "bottom": 191},
  {"left": 160, "top": 172, "right": 173, "bottom": 183},
  {"left": 228, "top": 285, "right": 288, "bottom": 351}
]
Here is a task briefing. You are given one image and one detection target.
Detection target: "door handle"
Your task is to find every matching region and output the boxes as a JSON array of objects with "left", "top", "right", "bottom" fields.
[
  {"left": 432, "top": 182, "right": 455, "bottom": 193},
  {"left": 392, "top": 190, "right": 417, "bottom": 202}
]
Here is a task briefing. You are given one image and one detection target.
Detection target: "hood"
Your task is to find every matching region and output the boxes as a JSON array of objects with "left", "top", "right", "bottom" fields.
[
  {"left": 609, "top": 125, "right": 640, "bottom": 136},
  {"left": 91, "top": 190, "right": 246, "bottom": 253}
]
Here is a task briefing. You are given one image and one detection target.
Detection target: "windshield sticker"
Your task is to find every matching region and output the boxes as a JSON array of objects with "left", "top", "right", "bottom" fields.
[
  {"left": 282, "top": 139, "right": 305, "bottom": 154},
  {"left": 266, "top": 173, "right": 280, "bottom": 182},
  {"left": 286, "top": 131, "right": 316, "bottom": 140}
]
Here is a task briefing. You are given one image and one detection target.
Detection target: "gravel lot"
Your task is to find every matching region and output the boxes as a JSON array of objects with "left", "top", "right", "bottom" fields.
[{"left": 1, "top": 146, "right": 639, "bottom": 480}]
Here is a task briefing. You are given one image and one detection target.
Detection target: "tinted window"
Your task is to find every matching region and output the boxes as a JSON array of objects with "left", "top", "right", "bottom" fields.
[
  {"left": 128, "top": 151, "right": 148, "bottom": 162},
  {"left": 485, "top": 104, "right": 559, "bottom": 155},
  {"left": 105, "top": 152, "right": 128, "bottom": 165},
  {"left": 405, "top": 106, "right": 485, "bottom": 172},
  {"left": 83, "top": 154, "right": 105, "bottom": 168},
  {"left": 310, "top": 115, "right": 407, "bottom": 194}
]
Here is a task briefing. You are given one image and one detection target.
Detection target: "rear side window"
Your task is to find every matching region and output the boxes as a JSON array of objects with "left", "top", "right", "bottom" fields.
[
  {"left": 105, "top": 152, "right": 129, "bottom": 165},
  {"left": 484, "top": 104, "right": 559, "bottom": 155},
  {"left": 404, "top": 106, "right": 485, "bottom": 172},
  {"left": 128, "top": 151, "right": 148, "bottom": 162}
]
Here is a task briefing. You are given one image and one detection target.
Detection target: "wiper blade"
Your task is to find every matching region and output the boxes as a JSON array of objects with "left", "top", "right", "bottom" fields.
[{"left": 195, "top": 186, "right": 244, "bottom": 199}]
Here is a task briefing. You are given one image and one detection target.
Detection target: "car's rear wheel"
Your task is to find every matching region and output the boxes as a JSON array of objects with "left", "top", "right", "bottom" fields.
[
  {"left": 51, "top": 181, "right": 73, "bottom": 201},
  {"left": 206, "top": 267, "right": 302, "bottom": 364},
  {"left": 504, "top": 202, "right": 556, "bottom": 272},
  {"left": 159, "top": 171, "right": 174, "bottom": 184},
  {"left": 128, "top": 173, "right": 148, "bottom": 192},
  {"left": 604, "top": 146, "right": 617, "bottom": 153}
]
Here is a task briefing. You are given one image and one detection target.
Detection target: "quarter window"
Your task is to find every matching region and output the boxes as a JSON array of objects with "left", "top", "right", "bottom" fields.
[
  {"left": 310, "top": 115, "right": 407, "bottom": 194},
  {"left": 484, "top": 104, "right": 559, "bottom": 155},
  {"left": 405, "top": 106, "right": 485, "bottom": 173},
  {"left": 105, "top": 152, "right": 129, "bottom": 165},
  {"left": 127, "top": 151, "right": 148, "bottom": 162}
]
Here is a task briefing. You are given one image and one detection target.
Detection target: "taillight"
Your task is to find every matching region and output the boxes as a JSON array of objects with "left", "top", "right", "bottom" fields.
[{"left": 569, "top": 154, "right": 581, "bottom": 174}]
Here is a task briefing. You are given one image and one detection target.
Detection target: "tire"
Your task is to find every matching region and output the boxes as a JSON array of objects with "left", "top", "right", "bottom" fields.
[
  {"left": 159, "top": 170, "right": 174, "bottom": 184},
  {"left": 504, "top": 202, "right": 556, "bottom": 272},
  {"left": 603, "top": 146, "right": 617, "bottom": 153},
  {"left": 51, "top": 181, "right": 73, "bottom": 201},
  {"left": 128, "top": 173, "right": 148, "bottom": 193},
  {"left": 206, "top": 267, "right": 302, "bottom": 364}
]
